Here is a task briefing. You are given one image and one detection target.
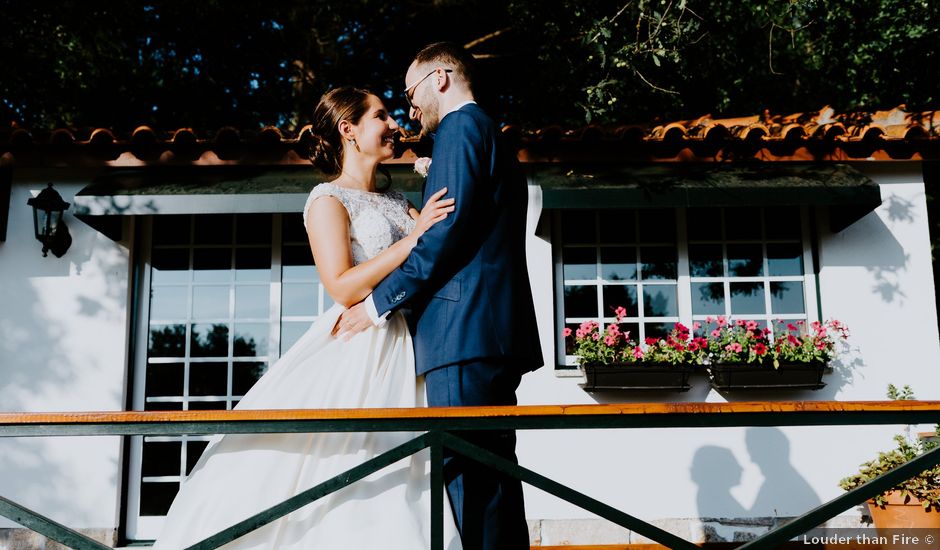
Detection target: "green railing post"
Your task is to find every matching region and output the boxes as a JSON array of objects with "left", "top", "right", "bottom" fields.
[
  {"left": 187, "top": 433, "right": 433, "bottom": 550},
  {"left": 0, "top": 495, "right": 113, "bottom": 550},
  {"left": 430, "top": 430, "right": 444, "bottom": 550},
  {"left": 438, "top": 432, "right": 701, "bottom": 550}
]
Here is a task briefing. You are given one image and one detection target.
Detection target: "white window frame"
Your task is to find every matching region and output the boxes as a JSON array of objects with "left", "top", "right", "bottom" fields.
[
  {"left": 553, "top": 206, "right": 819, "bottom": 368},
  {"left": 125, "top": 213, "right": 327, "bottom": 540}
]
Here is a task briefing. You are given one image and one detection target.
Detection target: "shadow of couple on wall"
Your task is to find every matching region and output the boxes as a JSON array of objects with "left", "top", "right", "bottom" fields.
[{"left": 690, "top": 427, "right": 822, "bottom": 521}]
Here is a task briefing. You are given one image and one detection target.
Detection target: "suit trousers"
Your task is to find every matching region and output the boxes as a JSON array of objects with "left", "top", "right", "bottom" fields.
[{"left": 424, "top": 360, "right": 529, "bottom": 550}]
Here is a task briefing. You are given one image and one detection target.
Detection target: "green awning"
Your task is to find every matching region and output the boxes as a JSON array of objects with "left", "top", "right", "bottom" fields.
[
  {"left": 534, "top": 163, "right": 882, "bottom": 232},
  {"left": 75, "top": 162, "right": 882, "bottom": 239}
]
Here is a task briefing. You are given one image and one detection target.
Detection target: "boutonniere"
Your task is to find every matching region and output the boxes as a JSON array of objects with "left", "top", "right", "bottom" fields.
[{"left": 414, "top": 157, "right": 432, "bottom": 178}]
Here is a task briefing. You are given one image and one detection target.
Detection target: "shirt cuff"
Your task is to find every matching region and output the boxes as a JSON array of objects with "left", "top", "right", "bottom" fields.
[{"left": 364, "top": 294, "right": 389, "bottom": 326}]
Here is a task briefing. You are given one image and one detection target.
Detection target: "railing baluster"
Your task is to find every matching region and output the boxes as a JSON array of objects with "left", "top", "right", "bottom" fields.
[
  {"left": 430, "top": 430, "right": 444, "bottom": 550},
  {"left": 438, "top": 432, "right": 700, "bottom": 550},
  {"left": 0, "top": 495, "right": 113, "bottom": 550},
  {"left": 185, "top": 433, "right": 432, "bottom": 550}
]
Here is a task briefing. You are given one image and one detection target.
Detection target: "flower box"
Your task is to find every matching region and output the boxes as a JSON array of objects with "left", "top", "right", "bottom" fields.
[
  {"left": 707, "top": 360, "right": 827, "bottom": 391},
  {"left": 579, "top": 362, "right": 694, "bottom": 392}
]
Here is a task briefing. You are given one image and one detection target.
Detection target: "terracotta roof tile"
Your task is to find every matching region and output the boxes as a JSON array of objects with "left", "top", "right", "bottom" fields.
[{"left": 2, "top": 105, "right": 937, "bottom": 166}]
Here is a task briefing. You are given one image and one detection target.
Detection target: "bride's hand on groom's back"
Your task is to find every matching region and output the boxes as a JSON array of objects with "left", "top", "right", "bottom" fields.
[{"left": 409, "top": 187, "right": 454, "bottom": 245}]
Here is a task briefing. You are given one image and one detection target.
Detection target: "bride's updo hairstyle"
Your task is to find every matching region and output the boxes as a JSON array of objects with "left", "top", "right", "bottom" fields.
[{"left": 308, "top": 86, "right": 373, "bottom": 175}]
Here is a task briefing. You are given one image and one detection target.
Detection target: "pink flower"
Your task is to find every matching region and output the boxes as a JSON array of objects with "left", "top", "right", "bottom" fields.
[
  {"left": 604, "top": 334, "right": 618, "bottom": 346},
  {"left": 736, "top": 319, "right": 746, "bottom": 327},
  {"left": 614, "top": 306, "right": 628, "bottom": 320},
  {"left": 706, "top": 316, "right": 714, "bottom": 324},
  {"left": 710, "top": 329, "right": 722, "bottom": 338},
  {"left": 607, "top": 324, "right": 620, "bottom": 336},
  {"left": 816, "top": 341, "right": 827, "bottom": 350},
  {"left": 592, "top": 333, "right": 600, "bottom": 341},
  {"left": 633, "top": 348, "right": 644, "bottom": 359},
  {"left": 725, "top": 343, "right": 743, "bottom": 353},
  {"left": 787, "top": 323, "right": 798, "bottom": 332},
  {"left": 562, "top": 327, "right": 572, "bottom": 338},
  {"left": 716, "top": 317, "right": 727, "bottom": 327},
  {"left": 746, "top": 320, "right": 759, "bottom": 331},
  {"left": 414, "top": 157, "right": 432, "bottom": 177},
  {"left": 693, "top": 321, "right": 702, "bottom": 331}
]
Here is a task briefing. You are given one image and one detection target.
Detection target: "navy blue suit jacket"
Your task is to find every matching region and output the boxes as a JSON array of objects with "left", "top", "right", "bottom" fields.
[{"left": 372, "top": 103, "right": 543, "bottom": 376}]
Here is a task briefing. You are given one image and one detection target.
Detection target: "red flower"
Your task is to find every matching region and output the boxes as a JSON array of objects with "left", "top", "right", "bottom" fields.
[{"left": 753, "top": 343, "right": 767, "bottom": 356}]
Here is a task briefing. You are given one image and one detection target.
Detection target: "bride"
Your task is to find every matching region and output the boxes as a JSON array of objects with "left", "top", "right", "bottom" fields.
[{"left": 152, "top": 87, "right": 461, "bottom": 549}]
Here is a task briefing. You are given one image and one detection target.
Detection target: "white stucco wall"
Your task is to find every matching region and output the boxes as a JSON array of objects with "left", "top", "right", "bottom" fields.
[
  {"left": 0, "top": 173, "right": 130, "bottom": 532},
  {"left": 517, "top": 164, "right": 940, "bottom": 529},
  {"left": 0, "top": 164, "right": 937, "bottom": 540}
]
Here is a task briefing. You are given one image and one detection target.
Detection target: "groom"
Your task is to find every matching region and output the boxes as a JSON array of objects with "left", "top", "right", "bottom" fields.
[{"left": 334, "top": 42, "right": 543, "bottom": 549}]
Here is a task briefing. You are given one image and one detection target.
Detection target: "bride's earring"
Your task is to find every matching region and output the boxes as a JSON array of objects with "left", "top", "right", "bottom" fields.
[{"left": 350, "top": 139, "right": 360, "bottom": 152}]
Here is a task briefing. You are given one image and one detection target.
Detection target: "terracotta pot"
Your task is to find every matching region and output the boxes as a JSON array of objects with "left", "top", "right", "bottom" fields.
[{"left": 867, "top": 491, "right": 940, "bottom": 529}]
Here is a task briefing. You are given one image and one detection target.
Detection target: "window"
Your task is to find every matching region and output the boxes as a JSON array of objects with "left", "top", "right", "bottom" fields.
[
  {"left": 555, "top": 206, "right": 816, "bottom": 367},
  {"left": 126, "top": 213, "right": 331, "bottom": 540}
]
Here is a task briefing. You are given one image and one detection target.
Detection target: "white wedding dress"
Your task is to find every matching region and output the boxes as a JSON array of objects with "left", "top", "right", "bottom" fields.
[{"left": 152, "top": 183, "right": 462, "bottom": 550}]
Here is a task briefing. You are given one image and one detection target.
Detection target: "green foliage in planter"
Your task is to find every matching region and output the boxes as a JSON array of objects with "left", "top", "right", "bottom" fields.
[{"left": 838, "top": 385, "right": 940, "bottom": 511}]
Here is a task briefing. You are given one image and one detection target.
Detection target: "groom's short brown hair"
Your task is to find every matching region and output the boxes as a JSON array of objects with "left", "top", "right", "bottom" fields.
[{"left": 413, "top": 42, "right": 475, "bottom": 92}]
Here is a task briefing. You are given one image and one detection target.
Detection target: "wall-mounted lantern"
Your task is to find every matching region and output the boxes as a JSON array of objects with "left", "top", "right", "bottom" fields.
[{"left": 27, "top": 183, "right": 72, "bottom": 257}]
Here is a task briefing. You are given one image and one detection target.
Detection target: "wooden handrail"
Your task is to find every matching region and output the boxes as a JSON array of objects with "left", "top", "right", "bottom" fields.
[{"left": 2, "top": 400, "right": 940, "bottom": 425}]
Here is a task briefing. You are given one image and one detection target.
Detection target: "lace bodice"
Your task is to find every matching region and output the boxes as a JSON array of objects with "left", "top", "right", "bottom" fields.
[{"left": 302, "top": 182, "right": 416, "bottom": 265}]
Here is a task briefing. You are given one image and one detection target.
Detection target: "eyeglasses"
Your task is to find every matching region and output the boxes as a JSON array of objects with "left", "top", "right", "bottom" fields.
[{"left": 403, "top": 68, "right": 452, "bottom": 110}]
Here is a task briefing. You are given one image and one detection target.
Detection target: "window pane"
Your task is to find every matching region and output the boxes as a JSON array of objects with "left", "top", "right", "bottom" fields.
[
  {"left": 145, "top": 363, "right": 184, "bottom": 397},
  {"left": 691, "top": 282, "right": 725, "bottom": 315},
  {"left": 193, "top": 248, "right": 231, "bottom": 283},
  {"left": 233, "top": 362, "right": 267, "bottom": 395},
  {"left": 282, "top": 284, "right": 319, "bottom": 317},
  {"left": 185, "top": 440, "right": 210, "bottom": 475},
  {"left": 192, "top": 286, "right": 229, "bottom": 319},
  {"left": 564, "top": 285, "right": 597, "bottom": 318},
  {"left": 151, "top": 249, "right": 189, "bottom": 284},
  {"left": 724, "top": 207, "right": 762, "bottom": 240},
  {"left": 194, "top": 214, "right": 233, "bottom": 245},
  {"left": 235, "top": 285, "right": 269, "bottom": 319},
  {"left": 144, "top": 400, "right": 183, "bottom": 411},
  {"left": 562, "top": 247, "right": 597, "bottom": 280},
  {"left": 141, "top": 441, "right": 181, "bottom": 477},
  {"left": 188, "top": 400, "right": 227, "bottom": 411},
  {"left": 234, "top": 323, "right": 268, "bottom": 357},
  {"left": 643, "top": 285, "right": 678, "bottom": 317},
  {"left": 686, "top": 208, "right": 722, "bottom": 241},
  {"left": 189, "top": 362, "right": 228, "bottom": 396},
  {"left": 644, "top": 322, "right": 670, "bottom": 339},
  {"left": 139, "top": 482, "right": 178, "bottom": 516},
  {"left": 560, "top": 211, "right": 596, "bottom": 244},
  {"left": 771, "top": 281, "right": 805, "bottom": 314},
  {"left": 235, "top": 248, "right": 271, "bottom": 282},
  {"left": 235, "top": 214, "right": 272, "bottom": 245},
  {"left": 765, "top": 207, "right": 801, "bottom": 240},
  {"left": 190, "top": 324, "right": 229, "bottom": 357},
  {"left": 282, "top": 213, "right": 309, "bottom": 244},
  {"left": 282, "top": 246, "right": 317, "bottom": 281},
  {"left": 150, "top": 286, "right": 188, "bottom": 320},
  {"left": 767, "top": 243, "right": 804, "bottom": 277},
  {"left": 689, "top": 244, "right": 723, "bottom": 277},
  {"left": 727, "top": 244, "right": 764, "bottom": 277},
  {"left": 148, "top": 324, "right": 186, "bottom": 358},
  {"left": 730, "top": 282, "right": 765, "bottom": 314},
  {"left": 600, "top": 247, "right": 636, "bottom": 281},
  {"left": 640, "top": 246, "right": 677, "bottom": 280},
  {"left": 152, "top": 215, "right": 191, "bottom": 246},
  {"left": 602, "top": 285, "right": 638, "bottom": 318},
  {"left": 598, "top": 210, "right": 636, "bottom": 243},
  {"left": 638, "top": 209, "right": 676, "bottom": 242}
]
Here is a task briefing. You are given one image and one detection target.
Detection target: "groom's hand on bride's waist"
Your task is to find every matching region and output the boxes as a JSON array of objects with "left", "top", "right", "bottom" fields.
[{"left": 332, "top": 301, "right": 377, "bottom": 341}]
